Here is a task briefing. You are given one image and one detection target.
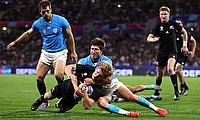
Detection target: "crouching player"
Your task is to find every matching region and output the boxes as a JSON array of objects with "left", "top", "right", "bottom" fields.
[{"left": 31, "top": 61, "right": 113, "bottom": 112}]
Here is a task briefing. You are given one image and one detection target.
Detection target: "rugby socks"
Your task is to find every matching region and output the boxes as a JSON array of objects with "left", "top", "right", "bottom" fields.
[
  {"left": 137, "top": 96, "right": 150, "bottom": 107},
  {"left": 154, "top": 79, "right": 162, "bottom": 95},
  {"left": 37, "top": 82, "right": 46, "bottom": 97},
  {"left": 57, "top": 77, "right": 64, "bottom": 84},
  {"left": 147, "top": 85, "right": 153, "bottom": 90},
  {"left": 107, "top": 104, "right": 129, "bottom": 115},
  {"left": 137, "top": 96, "right": 158, "bottom": 111},
  {"left": 170, "top": 74, "right": 179, "bottom": 93}
]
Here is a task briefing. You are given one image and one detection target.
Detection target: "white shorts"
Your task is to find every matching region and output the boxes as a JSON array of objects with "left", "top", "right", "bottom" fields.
[
  {"left": 102, "top": 78, "right": 126, "bottom": 101},
  {"left": 39, "top": 49, "right": 68, "bottom": 66}
]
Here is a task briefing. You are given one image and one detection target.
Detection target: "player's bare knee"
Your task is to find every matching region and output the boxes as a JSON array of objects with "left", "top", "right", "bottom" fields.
[
  {"left": 97, "top": 97, "right": 107, "bottom": 108},
  {"left": 55, "top": 73, "right": 64, "bottom": 81}
]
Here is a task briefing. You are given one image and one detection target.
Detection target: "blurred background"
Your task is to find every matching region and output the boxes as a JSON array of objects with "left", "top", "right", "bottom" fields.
[{"left": 0, "top": 0, "right": 200, "bottom": 76}]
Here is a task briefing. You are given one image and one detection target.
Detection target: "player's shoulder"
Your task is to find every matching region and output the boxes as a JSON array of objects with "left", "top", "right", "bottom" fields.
[{"left": 78, "top": 56, "right": 90, "bottom": 64}]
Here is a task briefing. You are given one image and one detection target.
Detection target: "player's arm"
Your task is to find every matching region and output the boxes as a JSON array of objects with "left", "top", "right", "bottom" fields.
[
  {"left": 81, "top": 88, "right": 95, "bottom": 109},
  {"left": 65, "top": 64, "right": 83, "bottom": 97},
  {"left": 188, "top": 36, "right": 196, "bottom": 58},
  {"left": 146, "top": 34, "right": 160, "bottom": 43},
  {"left": 6, "top": 28, "right": 37, "bottom": 50},
  {"left": 180, "top": 28, "right": 189, "bottom": 56},
  {"left": 65, "top": 27, "right": 78, "bottom": 62}
]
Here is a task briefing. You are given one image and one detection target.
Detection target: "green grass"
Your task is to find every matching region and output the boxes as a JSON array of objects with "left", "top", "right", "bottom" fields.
[{"left": 0, "top": 75, "right": 200, "bottom": 120}]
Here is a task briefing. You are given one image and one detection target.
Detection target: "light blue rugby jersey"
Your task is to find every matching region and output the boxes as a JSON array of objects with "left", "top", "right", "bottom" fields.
[
  {"left": 78, "top": 55, "right": 115, "bottom": 79},
  {"left": 32, "top": 14, "right": 70, "bottom": 53}
]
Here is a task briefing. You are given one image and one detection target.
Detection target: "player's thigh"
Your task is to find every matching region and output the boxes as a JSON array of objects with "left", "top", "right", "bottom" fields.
[
  {"left": 117, "top": 85, "right": 138, "bottom": 101},
  {"left": 53, "top": 60, "right": 65, "bottom": 76},
  {"left": 36, "top": 61, "right": 51, "bottom": 80}
]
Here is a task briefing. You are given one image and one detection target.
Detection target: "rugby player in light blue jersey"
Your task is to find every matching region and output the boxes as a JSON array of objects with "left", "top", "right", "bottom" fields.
[
  {"left": 6, "top": 0, "right": 78, "bottom": 110},
  {"left": 77, "top": 37, "right": 167, "bottom": 117}
]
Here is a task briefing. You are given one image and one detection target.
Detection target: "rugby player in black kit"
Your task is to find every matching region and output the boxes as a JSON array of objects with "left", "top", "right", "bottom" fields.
[
  {"left": 31, "top": 61, "right": 113, "bottom": 112},
  {"left": 147, "top": 6, "right": 189, "bottom": 101}
]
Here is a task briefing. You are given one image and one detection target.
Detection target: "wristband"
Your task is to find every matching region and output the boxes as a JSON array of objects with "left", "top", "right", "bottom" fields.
[{"left": 183, "top": 41, "right": 187, "bottom": 47}]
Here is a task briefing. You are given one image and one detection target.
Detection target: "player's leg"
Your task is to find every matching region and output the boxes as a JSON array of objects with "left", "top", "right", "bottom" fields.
[
  {"left": 175, "top": 63, "right": 189, "bottom": 95},
  {"left": 116, "top": 85, "right": 167, "bottom": 117},
  {"left": 31, "top": 91, "right": 55, "bottom": 111},
  {"left": 168, "top": 58, "right": 180, "bottom": 100},
  {"left": 53, "top": 49, "right": 68, "bottom": 83},
  {"left": 153, "top": 66, "right": 165, "bottom": 96},
  {"left": 36, "top": 61, "right": 51, "bottom": 109},
  {"left": 97, "top": 96, "right": 140, "bottom": 118},
  {"left": 53, "top": 60, "right": 66, "bottom": 83}
]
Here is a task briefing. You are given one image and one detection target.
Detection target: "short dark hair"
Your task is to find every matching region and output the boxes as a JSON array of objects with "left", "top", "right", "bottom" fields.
[
  {"left": 38, "top": 0, "right": 51, "bottom": 11},
  {"left": 90, "top": 37, "right": 106, "bottom": 51},
  {"left": 175, "top": 18, "right": 184, "bottom": 24}
]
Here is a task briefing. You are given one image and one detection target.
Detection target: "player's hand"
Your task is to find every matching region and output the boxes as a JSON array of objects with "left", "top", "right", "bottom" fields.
[
  {"left": 149, "top": 37, "right": 160, "bottom": 42},
  {"left": 188, "top": 51, "right": 194, "bottom": 59},
  {"left": 69, "top": 74, "right": 77, "bottom": 81},
  {"left": 6, "top": 41, "right": 16, "bottom": 50},
  {"left": 84, "top": 78, "right": 94, "bottom": 85},
  {"left": 181, "top": 46, "right": 189, "bottom": 56},
  {"left": 71, "top": 52, "right": 78, "bottom": 63},
  {"left": 74, "top": 87, "right": 83, "bottom": 98}
]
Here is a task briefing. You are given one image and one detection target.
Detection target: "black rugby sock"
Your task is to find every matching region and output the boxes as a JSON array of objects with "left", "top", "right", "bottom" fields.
[
  {"left": 37, "top": 82, "right": 46, "bottom": 96},
  {"left": 154, "top": 79, "right": 162, "bottom": 95},
  {"left": 170, "top": 74, "right": 179, "bottom": 93}
]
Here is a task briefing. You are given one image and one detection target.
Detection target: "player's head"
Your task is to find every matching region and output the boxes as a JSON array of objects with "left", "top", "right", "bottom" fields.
[
  {"left": 38, "top": 0, "right": 52, "bottom": 22},
  {"left": 89, "top": 37, "right": 106, "bottom": 60},
  {"left": 175, "top": 18, "right": 184, "bottom": 27},
  {"left": 159, "top": 6, "right": 170, "bottom": 23},
  {"left": 92, "top": 61, "right": 113, "bottom": 85}
]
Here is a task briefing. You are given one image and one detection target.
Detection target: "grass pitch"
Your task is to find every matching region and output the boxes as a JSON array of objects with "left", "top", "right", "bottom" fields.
[{"left": 0, "top": 75, "right": 200, "bottom": 120}]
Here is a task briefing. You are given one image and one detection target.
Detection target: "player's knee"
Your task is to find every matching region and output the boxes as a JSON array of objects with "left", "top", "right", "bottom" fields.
[
  {"left": 167, "top": 67, "right": 174, "bottom": 74},
  {"left": 97, "top": 97, "right": 107, "bottom": 108},
  {"left": 54, "top": 72, "right": 64, "bottom": 81}
]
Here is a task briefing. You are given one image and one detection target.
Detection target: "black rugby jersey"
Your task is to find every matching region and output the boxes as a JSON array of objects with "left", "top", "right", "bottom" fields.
[{"left": 151, "top": 20, "right": 182, "bottom": 55}]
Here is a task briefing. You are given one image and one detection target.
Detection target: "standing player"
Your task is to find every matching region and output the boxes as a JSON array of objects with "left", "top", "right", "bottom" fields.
[
  {"left": 175, "top": 18, "right": 196, "bottom": 95},
  {"left": 146, "top": 6, "right": 189, "bottom": 100},
  {"left": 6, "top": 0, "right": 77, "bottom": 109},
  {"left": 78, "top": 37, "right": 167, "bottom": 117},
  {"left": 31, "top": 61, "right": 113, "bottom": 113}
]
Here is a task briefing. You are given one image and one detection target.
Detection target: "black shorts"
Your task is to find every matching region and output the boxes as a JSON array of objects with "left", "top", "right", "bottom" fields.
[
  {"left": 51, "top": 80, "right": 78, "bottom": 111},
  {"left": 176, "top": 53, "right": 188, "bottom": 66},
  {"left": 156, "top": 52, "right": 177, "bottom": 67}
]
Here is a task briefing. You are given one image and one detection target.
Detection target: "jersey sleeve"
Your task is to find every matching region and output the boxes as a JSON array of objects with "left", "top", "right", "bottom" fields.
[
  {"left": 78, "top": 58, "right": 86, "bottom": 64},
  {"left": 61, "top": 16, "right": 70, "bottom": 31},
  {"left": 76, "top": 64, "right": 94, "bottom": 73}
]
